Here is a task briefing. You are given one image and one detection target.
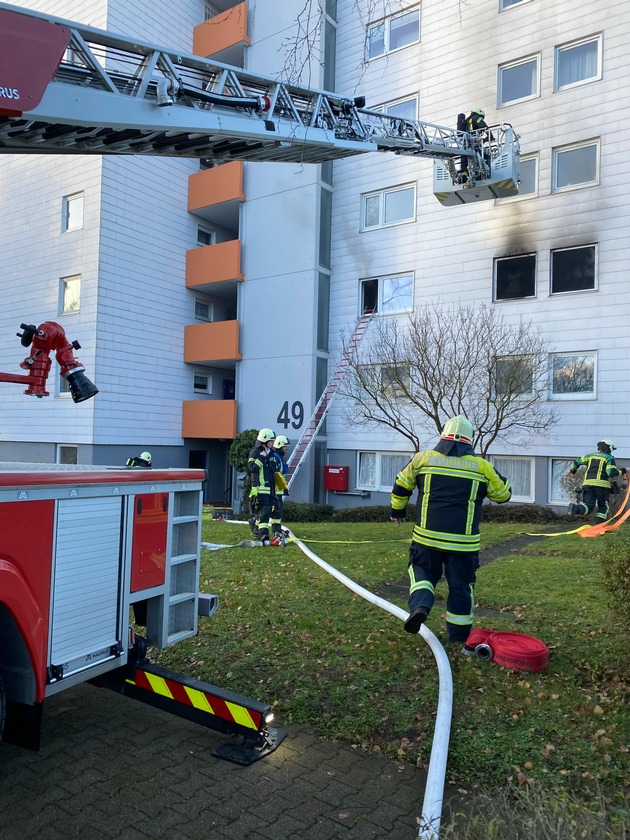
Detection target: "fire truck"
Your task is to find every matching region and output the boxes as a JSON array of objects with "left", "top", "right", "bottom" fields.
[{"left": 0, "top": 2, "right": 521, "bottom": 757}]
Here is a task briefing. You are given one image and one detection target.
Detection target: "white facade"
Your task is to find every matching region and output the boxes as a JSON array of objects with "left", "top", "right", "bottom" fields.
[{"left": 0, "top": 0, "right": 627, "bottom": 508}]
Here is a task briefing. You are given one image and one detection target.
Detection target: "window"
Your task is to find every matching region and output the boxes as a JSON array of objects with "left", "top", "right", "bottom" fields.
[
  {"left": 550, "top": 459, "right": 574, "bottom": 504},
  {"left": 555, "top": 35, "right": 602, "bottom": 91},
  {"left": 193, "top": 372, "right": 211, "bottom": 393},
  {"left": 317, "top": 273, "right": 330, "bottom": 352},
  {"left": 493, "top": 355, "right": 534, "bottom": 397},
  {"left": 62, "top": 192, "right": 84, "bottom": 232},
  {"left": 319, "top": 187, "right": 333, "bottom": 268},
  {"left": 500, "top": 154, "right": 537, "bottom": 200},
  {"left": 362, "top": 183, "right": 416, "bottom": 230},
  {"left": 195, "top": 299, "right": 212, "bottom": 321},
  {"left": 373, "top": 96, "right": 418, "bottom": 121},
  {"left": 494, "top": 254, "right": 536, "bottom": 301},
  {"left": 550, "top": 352, "right": 596, "bottom": 399},
  {"left": 197, "top": 226, "right": 215, "bottom": 247},
  {"left": 552, "top": 140, "right": 599, "bottom": 191},
  {"left": 551, "top": 245, "right": 596, "bottom": 295},
  {"left": 381, "top": 364, "right": 411, "bottom": 398},
  {"left": 500, "top": 0, "right": 528, "bottom": 7},
  {"left": 60, "top": 275, "right": 81, "bottom": 313},
  {"left": 361, "top": 273, "right": 414, "bottom": 314},
  {"left": 366, "top": 7, "right": 420, "bottom": 60},
  {"left": 498, "top": 55, "right": 539, "bottom": 106},
  {"left": 358, "top": 451, "right": 410, "bottom": 491},
  {"left": 323, "top": 18, "right": 337, "bottom": 90},
  {"left": 57, "top": 444, "right": 78, "bottom": 464},
  {"left": 58, "top": 370, "right": 71, "bottom": 397},
  {"left": 490, "top": 456, "right": 534, "bottom": 502}
]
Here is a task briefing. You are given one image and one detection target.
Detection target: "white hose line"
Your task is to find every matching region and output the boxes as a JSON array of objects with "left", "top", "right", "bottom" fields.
[
  {"left": 284, "top": 530, "right": 453, "bottom": 840},
  {"left": 216, "top": 518, "right": 453, "bottom": 839}
]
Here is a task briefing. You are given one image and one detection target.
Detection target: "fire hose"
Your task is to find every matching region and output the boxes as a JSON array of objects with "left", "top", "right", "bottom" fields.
[{"left": 462, "top": 628, "right": 549, "bottom": 672}]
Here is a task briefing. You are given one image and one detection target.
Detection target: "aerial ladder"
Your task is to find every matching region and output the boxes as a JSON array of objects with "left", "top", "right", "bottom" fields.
[{"left": 0, "top": 2, "right": 520, "bottom": 204}]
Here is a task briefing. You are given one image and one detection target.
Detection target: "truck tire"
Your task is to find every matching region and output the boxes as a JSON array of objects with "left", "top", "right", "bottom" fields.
[{"left": 0, "top": 674, "right": 5, "bottom": 740}]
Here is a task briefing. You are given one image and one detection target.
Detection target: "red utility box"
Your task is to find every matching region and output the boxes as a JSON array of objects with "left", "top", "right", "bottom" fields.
[{"left": 324, "top": 466, "right": 349, "bottom": 492}]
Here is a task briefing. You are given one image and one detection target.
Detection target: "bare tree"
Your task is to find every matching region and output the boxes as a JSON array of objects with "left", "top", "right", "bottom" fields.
[{"left": 338, "top": 302, "right": 559, "bottom": 456}]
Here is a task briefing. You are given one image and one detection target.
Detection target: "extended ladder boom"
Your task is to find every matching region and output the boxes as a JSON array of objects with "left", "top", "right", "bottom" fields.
[
  {"left": 285, "top": 311, "right": 373, "bottom": 491},
  {"left": 0, "top": 3, "right": 519, "bottom": 198}
]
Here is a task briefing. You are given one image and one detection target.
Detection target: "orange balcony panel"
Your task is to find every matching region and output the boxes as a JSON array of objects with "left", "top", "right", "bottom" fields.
[
  {"left": 184, "top": 321, "right": 242, "bottom": 364},
  {"left": 193, "top": 3, "right": 250, "bottom": 59},
  {"left": 183, "top": 400, "right": 237, "bottom": 439},
  {"left": 188, "top": 161, "right": 245, "bottom": 213},
  {"left": 186, "top": 240, "right": 243, "bottom": 288}
]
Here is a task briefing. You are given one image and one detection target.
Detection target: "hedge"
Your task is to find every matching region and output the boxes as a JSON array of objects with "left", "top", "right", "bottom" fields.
[{"left": 597, "top": 529, "right": 630, "bottom": 625}]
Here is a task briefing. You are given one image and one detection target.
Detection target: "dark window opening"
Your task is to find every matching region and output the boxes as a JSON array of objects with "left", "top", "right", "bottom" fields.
[
  {"left": 361, "top": 279, "right": 378, "bottom": 313},
  {"left": 495, "top": 254, "right": 536, "bottom": 300},
  {"left": 551, "top": 246, "right": 596, "bottom": 294}
]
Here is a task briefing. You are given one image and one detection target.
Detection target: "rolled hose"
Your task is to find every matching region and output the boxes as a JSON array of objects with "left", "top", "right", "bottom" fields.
[{"left": 464, "top": 628, "right": 548, "bottom": 672}]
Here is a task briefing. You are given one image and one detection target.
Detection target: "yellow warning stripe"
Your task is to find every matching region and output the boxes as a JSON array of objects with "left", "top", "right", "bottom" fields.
[
  {"left": 144, "top": 671, "right": 173, "bottom": 698},
  {"left": 185, "top": 685, "right": 215, "bottom": 714},
  {"left": 226, "top": 701, "right": 257, "bottom": 730}
]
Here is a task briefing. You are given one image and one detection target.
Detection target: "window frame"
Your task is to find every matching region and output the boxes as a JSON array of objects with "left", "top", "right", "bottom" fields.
[
  {"left": 498, "top": 54, "right": 540, "bottom": 107},
  {"left": 380, "top": 363, "right": 411, "bottom": 398},
  {"left": 194, "top": 298, "right": 212, "bottom": 321},
  {"left": 550, "top": 244, "right": 597, "bottom": 296},
  {"left": 59, "top": 274, "right": 81, "bottom": 314},
  {"left": 549, "top": 351, "right": 597, "bottom": 401},
  {"left": 193, "top": 371, "right": 212, "bottom": 394},
  {"left": 549, "top": 458, "right": 575, "bottom": 505},
  {"left": 361, "top": 182, "right": 416, "bottom": 231},
  {"left": 366, "top": 6, "right": 420, "bottom": 61},
  {"left": 371, "top": 95, "right": 419, "bottom": 121},
  {"left": 490, "top": 455, "right": 534, "bottom": 503},
  {"left": 498, "top": 153, "right": 538, "bottom": 202},
  {"left": 554, "top": 33, "right": 602, "bottom": 93},
  {"left": 61, "top": 192, "right": 84, "bottom": 233},
  {"left": 196, "top": 226, "right": 215, "bottom": 247},
  {"left": 552, "top": 139, "right": 600, "bottom": 193},
  {"left": 56, "top": 444, "right": 78, "bottom": 464},
  {"left": 499, "top": 0, "right": 532, "bottom": 9},
  {"left": 361, "top": 272, "right": 414, "bottom": 315},
  {"left": 493, "top": 253, "right": 537, "bottom": 302},
  {"left": 357, "top": 451, "right": 411, "bottom": 492},
  {"left": 493, "top": 354, "right": 535, "bottom": 399}
]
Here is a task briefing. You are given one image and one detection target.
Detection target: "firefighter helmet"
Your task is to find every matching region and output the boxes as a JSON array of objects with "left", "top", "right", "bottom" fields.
[
  {"left": 600, "top": 439, "right": 616, "bottom": 451},
  {"left": 140, "top": 451, "right": 152, "bottom": 464},
  {"left": 257, "top": 428, "right": 276, "bottom": 443},
  {"left": 273, "top": 435, "right": 290, "bottom": 449},
  {"left": 441, "top": 415, "right": 474, "bottom": 444},
  {"left": 473, "top": 107, "right": 485, "bottom": 117}
]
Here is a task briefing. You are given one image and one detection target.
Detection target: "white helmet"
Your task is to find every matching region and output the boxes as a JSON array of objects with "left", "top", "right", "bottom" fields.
[
  {"left": 441, "top": 415, "right": 474, "bottom": 444},
  {"left": 140, "top": 451, "right": 152, "bottom": 464},
  {"left": 273, "top": 435, "right": 290, "bottom": 449},
  {"left": 257, "top": 428, "right": 276, "bottom": 443},
  {"left": 473, "top": 107, "right": 485, "bottom": 117},
  {"left": 600, "top": 439, "right": 616, "bottom": 451}
]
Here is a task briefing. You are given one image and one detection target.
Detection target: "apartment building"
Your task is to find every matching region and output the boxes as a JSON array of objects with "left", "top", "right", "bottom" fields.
[{"left": 0, "top": 0, "right": 626, "bottom": 510}]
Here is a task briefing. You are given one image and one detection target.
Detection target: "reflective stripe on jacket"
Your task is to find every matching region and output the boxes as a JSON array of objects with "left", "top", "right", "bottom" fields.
[
  {"left": 391, "top": 449, "right": 511, "bottom": 552},
  {"left": 570, "top": 452, "right": 620, "bottom": 488},
  {"left": 248, "top": 444, "right": 275, "bottom": 495}
]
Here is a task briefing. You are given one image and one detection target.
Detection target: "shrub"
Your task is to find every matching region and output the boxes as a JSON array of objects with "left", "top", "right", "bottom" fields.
[
  {"left": 228, "top": 429, "right": 258, "bottom": 512},
  {"left": 282, "top": 501, "right": 334, "bottom": 522},
  {"left": 597, "top": 529, "right": 630, "bottom": 624},
  {"left": 480, "top": 503, "right": 569, "bottom": 524},
  {"left": 332, "top": 504, "right": 416, "bottom": 523}
]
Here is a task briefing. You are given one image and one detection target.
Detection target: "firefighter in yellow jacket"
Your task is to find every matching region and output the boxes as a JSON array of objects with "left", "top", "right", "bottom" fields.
[
  {"left": 390, "top": 416, "right": 511, "bottom": 643},
  {"left": 567, "top": 439, "right": 626, "bottom": 522}
]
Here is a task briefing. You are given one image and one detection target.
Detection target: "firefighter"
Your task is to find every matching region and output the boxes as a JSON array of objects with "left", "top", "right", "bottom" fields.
[
  {"left": 247, "top": 428, "right": 277, "bottom": 545},
  {"left": 459, "top": 108, "right": 490, "bottom": 180},
  {"left": 389, "top": 416, "right": 511, "bottom": 644},
  {"left": 126, "top": 451, "right": 152, "bottom": 468},
  {"left": 269, "top": 435, "right": 290, "bottom": 545},
  {"left": 567, "top": 439, "right": 627, "bottom": 522}
]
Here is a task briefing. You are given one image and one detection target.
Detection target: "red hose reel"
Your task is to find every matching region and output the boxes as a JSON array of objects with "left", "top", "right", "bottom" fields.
[{"left": 463, "top": 628, "right": 549, "bottom": 672}]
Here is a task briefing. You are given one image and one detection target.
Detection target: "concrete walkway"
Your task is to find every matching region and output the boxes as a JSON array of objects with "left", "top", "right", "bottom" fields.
[{"left": 0, "top": 682, "right": 429, "bottom": 839}]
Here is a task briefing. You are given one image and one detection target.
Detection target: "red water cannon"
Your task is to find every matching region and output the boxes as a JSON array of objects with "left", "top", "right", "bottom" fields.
[{"left": 0, "top": 321, "right": 98, "bottom": 403}]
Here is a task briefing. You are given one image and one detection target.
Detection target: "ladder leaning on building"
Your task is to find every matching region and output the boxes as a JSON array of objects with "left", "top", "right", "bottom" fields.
[{"left": 285, "top": 310, "right": 373, "bottom": 491}]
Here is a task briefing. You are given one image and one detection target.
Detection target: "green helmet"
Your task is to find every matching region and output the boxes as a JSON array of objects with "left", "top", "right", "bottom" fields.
[
  {"left": 441, "top": 415, "right": 474, "bottom": 444},
  {"left": 257, "top": 428, "right": 276, "bottom": 443},
  {"left": 273, "top": 435, "right": 290, "bottom": 449},
  {"left": 473, "top": 107, "right": 485, "bottom": 117}
]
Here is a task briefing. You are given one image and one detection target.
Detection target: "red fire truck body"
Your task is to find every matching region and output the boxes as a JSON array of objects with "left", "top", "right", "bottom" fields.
[{"left": 0, "top": 463, "right": 207, "bottom": 746}]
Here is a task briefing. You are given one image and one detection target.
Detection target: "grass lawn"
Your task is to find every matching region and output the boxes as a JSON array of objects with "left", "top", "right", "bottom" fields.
[{"left": 153, "top": 517, "right": 629, "bottom": 823}]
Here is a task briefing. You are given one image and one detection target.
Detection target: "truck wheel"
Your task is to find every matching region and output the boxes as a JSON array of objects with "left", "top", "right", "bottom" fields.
[{"left": 0, "top": 674, "right": 5, "bottom": 740}]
